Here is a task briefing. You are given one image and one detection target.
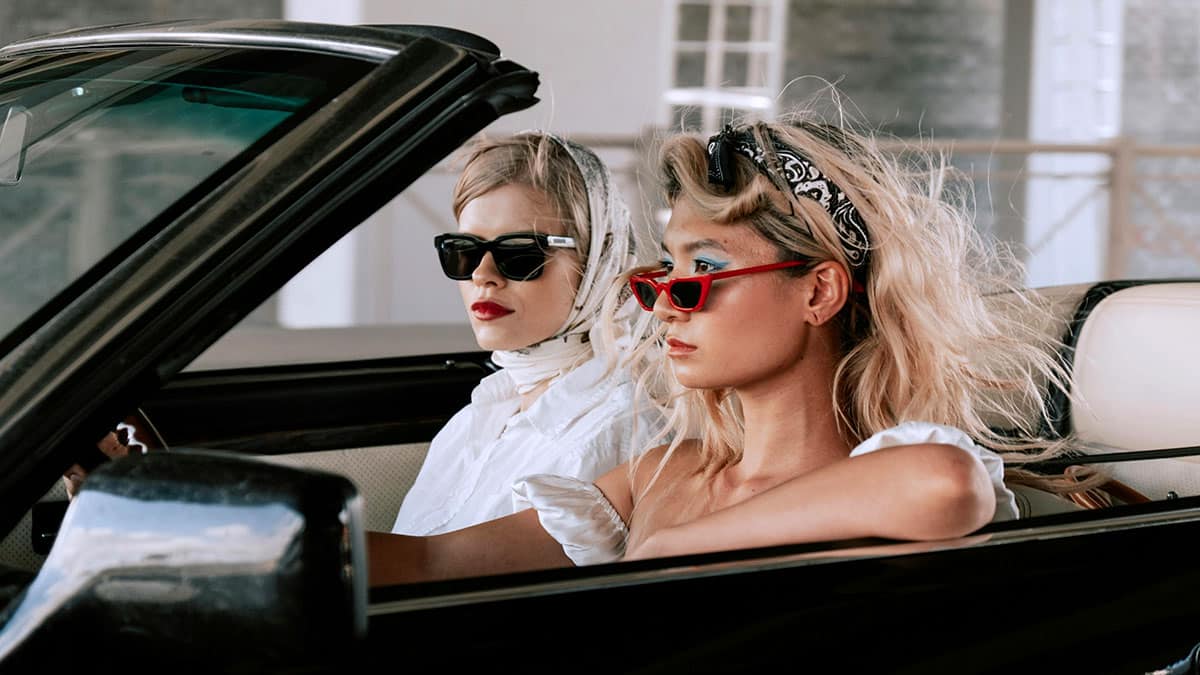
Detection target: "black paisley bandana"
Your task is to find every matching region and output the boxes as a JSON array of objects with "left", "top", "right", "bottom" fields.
[{"left": 705, "top": 124, "right": 870, "bottom": 269}]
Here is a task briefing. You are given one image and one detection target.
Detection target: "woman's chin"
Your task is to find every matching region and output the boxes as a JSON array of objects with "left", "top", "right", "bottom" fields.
[
  {"left": 671, "top": 364, "right": 723, "bottom": 391},
  {"left": 474, "top": 335, "right": 517, "bottom": 352},
  {"left": 472, "top": 327, "right": 541, "bottom": 352}
]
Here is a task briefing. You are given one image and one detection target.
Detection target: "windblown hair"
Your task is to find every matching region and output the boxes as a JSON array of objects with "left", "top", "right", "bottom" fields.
[
  {"left": 452, "top": 132, "right": 591, "bottom": 260},
  {"left": 620, "top": 110, "right": 1088, "bottom": 494}
]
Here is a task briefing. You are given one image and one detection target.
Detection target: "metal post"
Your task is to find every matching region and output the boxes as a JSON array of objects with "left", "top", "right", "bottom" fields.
[
  {"left": 1106, "top": 135, "right": 1134, "bottom": 279},
  {"left": 999, "top": 0, "right": 1034, "bottom": 252}
]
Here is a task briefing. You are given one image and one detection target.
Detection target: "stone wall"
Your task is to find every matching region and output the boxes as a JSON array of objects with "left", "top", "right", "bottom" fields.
[
  {"left": 781, "top": 0, "right": 1004, "bottom": 139},
  {"left": 1121, "top": 0, "right": 1200, "bottom": 278},
  {"left": 0, "top": 0, "right": 281, "bottom": 48},
  {"left": 1123, "top": 0, "right": 1200, "bottom": 143}
]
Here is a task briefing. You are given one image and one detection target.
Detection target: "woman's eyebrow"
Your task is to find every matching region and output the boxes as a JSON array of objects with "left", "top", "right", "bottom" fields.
[{"left": 660, "top": 238, "right": 729, "bottom": 255}]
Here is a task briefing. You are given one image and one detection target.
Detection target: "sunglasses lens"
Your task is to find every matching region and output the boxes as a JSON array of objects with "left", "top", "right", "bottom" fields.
[
  {"left": 439, "top": 243, "right": 483, "bottom": 279},
  {"left": 495, "top": 252, "right": 545, "bottom": 280},
  {"left": 669, "top": 281, "right": 704, "bottom": 310},
  {"left": 632, "top": 279, "right": 659, "bottom": 309},
  {"left": 495, "top": 236, "right": 550, "bottom": 280}
]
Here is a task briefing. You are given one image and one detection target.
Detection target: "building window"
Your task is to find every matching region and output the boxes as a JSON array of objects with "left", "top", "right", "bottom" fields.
[{"left": 663, "top": 0, "right": 787, "bottom": 132}]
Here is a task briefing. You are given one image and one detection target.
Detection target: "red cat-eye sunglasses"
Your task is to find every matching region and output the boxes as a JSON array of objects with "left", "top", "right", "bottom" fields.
[{"left": 629, "top": 261, "right": 808, "bottom": 313}]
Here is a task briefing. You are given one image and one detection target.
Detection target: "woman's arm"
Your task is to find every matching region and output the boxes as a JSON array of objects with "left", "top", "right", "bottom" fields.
[
  {"left": 369, "top": 448, "right": 656, "bottom": 586},
  {"left": 368, "top": 508, "right": 571, "bottom": 586},
  {"left": 624, "top": 442, "right": 995, "bottom": 560}
]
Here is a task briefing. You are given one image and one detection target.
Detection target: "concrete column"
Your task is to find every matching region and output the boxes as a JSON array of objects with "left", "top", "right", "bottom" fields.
[
  {"left": 276, "top": 0, "right": 364, "bottom": 328},
  {"left": 283, "top": 1, "right": 361, "bottom": 24},
  {"left": 997, "top": 0, "right": 1034, "bottom": 249},
  {"left": 1024, "top": 0, "right": 1124, "bottom": 287}
]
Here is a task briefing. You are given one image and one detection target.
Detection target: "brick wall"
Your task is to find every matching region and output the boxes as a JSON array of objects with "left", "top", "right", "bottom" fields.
[{"left": 0, "top": 0, "right": 281, "bottom": 48}]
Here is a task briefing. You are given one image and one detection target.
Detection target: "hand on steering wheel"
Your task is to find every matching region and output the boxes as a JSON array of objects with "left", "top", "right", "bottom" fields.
[{"left": 62, "top": 408, "right": 167, "bottom": 498}]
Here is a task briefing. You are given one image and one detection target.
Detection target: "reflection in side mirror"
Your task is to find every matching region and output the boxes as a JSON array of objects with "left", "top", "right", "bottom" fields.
[
  {"left": 0, "top": 106, "right": 30, "bottom": 186},
  {"left": 0, "top": 450, "right": 367, "bottom": 672}
]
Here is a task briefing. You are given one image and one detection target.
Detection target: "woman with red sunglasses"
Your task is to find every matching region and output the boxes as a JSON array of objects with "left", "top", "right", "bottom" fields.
[
  {"left": 369, "top": 112, "right": 1082, "bottom": 581},
  {"left": 389, "top": 131, "right": 663, "bottom": 536}
]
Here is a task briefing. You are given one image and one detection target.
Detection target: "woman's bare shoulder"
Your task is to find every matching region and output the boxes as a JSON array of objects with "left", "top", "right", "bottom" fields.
[
  {"left": 597, "top": 440, "right": 703, "bottom": 524},
  {"left": 631, "top": 439, "right": 702, "bottom": 495}
]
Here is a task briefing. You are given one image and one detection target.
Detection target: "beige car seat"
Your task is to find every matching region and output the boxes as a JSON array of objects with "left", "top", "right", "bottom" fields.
[{"left": 1065, "top": 282, "right": 1200, "bottom": 500}]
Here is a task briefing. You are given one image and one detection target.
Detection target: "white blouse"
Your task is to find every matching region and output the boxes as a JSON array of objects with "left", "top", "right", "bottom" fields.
[
  {"left": 513, "top": 421, "right": 1019, "bottom": 566},
  {"left": 391, "top": 351, "right": 662, "bottom": 535}
]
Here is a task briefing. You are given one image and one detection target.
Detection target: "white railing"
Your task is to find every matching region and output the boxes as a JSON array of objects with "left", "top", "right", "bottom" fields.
[{"left": 878, "top": 137, "right": 1200, "bottom": 280}]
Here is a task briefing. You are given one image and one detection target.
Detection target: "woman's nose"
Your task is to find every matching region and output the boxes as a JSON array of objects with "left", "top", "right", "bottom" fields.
[
  {"left": 471, "top": 252, "right": 506, "bottom": 287},
  {"left": 652, "top": 287, "right": 685, "bottom": 322}
]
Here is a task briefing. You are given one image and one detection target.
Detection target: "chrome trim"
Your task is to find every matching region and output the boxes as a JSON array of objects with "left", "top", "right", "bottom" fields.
[
  {"left": 368, "top": 503, "right": 1200, "bottom": 616},
  {"left": 1, "top": 28, "right": 399, "bottom": 62}
]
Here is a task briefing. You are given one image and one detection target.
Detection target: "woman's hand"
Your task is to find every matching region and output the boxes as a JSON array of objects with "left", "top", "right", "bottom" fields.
[
  {"left": 368, "top": 509, "right": 571, "bottom": 587},
  {"left": 62, "top": 430, "right": 133, "bottom": 498}
]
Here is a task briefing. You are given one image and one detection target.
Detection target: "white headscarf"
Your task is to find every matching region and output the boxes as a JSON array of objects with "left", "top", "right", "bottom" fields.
[{"left": 489, "top": 133, "right": 643, "bottom": 394}]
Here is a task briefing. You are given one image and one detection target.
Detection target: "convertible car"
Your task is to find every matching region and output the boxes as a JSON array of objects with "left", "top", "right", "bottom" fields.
[{"left": 0, "top": 19, "right": 1198, "bottom": 674}]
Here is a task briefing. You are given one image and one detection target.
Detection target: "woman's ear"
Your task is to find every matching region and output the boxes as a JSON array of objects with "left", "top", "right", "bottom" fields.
[{"left": 804, "top": 261, "right": 850, "bottom": 326}]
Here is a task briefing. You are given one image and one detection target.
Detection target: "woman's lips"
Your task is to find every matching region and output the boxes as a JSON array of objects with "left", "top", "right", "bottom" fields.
[
  {"left": 471, "top": 301, "right": 514, "bottom": 321},
  {"left": 666, "top": 337, "right": 697, "bottom": 356}
]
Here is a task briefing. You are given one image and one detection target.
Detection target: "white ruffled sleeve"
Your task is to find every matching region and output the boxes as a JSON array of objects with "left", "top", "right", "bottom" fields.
[
  {"left": 512, "top": 474, "right": 629, "bottom": 566},
  {"left": 849, "top": 421, "right": 1019, "bottom": 522}
]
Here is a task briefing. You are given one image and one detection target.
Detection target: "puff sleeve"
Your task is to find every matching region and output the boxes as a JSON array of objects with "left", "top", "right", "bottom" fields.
[
  {"left": 849, "top": 421, "right": 1019, "bottom": 522},
  {"left": 512, "top": 474, "right": 629, "bottom": 565}
]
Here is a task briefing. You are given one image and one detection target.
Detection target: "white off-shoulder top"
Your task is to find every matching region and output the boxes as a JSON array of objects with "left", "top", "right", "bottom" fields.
[{"left": 512, "top": 421, "right": 1019, "bottom": 566}]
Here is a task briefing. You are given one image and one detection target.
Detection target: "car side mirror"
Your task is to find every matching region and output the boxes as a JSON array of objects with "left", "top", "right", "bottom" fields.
[{"left": 0, "top": 450, "right": 367, "bottom": 672}]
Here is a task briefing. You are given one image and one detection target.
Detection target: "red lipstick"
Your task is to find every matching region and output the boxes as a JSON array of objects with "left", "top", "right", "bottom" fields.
[
  {"left": 471, "top": 301, "right": 514, "bottom": 321},
  {"left": 666, "top": 337, "right": 696, "bottom": 356}
]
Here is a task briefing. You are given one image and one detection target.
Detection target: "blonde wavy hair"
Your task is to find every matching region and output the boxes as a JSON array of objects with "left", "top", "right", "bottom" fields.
[
  {"left": 613, "top": 110, "right": 1089, "bottom": 495},
  {"left": 452, "top": 132, "right": 591, "bottom": 260}
]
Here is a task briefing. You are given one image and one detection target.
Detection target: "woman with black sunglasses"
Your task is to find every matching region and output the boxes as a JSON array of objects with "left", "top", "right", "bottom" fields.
[
  {"left": 369, "top": 109, "right": 1084, "bottom": 581},
  {"left": 390, "top": 131, "right": 664, "bottom": 536}
]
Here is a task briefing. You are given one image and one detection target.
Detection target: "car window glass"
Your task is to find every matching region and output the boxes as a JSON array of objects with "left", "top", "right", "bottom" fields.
[
  {"left": 189, "top": 168, "right": 481, "bottom": 371},
  {"left": 0, "top": 48, "right": 371, "bottom": 351}
]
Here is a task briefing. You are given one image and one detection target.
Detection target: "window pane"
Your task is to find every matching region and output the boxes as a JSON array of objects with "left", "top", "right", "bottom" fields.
[
  {"left": 748, "top": 51, "right": 769, "bottom": 86},
  {"left": 723, "top": 52, "right": 750, "bottom": 87},
  {"left": 678, "top": 4, "right": 711, "bottom": 41},
  {"left": 725, "top": 5, "right": 753, "bottom": 42},
  {"left": 719, "top": 107, "right": 748, "bottom": 127},
  {"left": 675, "top": 51, "right": 707, "bottom": 88}
]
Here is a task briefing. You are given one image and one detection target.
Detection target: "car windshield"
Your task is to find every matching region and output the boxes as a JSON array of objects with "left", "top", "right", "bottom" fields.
[{"left": 0, "top": 47, "right": 372, "bottom": 348}]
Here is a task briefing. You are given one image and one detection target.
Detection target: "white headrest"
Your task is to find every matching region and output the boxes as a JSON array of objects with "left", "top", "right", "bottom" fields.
[{"left": 1070, "top": 282, "right": 1200, "bottom": 451}]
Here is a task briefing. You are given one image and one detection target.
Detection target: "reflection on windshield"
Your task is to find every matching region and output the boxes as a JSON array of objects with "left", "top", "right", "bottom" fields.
[
  {"left": 0, "top": 105, "right": 30, "bottom": 184},
  {"left": 0, "top": 47, "right": 369, "bottom": 348}
]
